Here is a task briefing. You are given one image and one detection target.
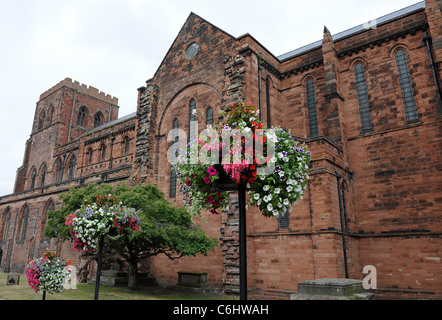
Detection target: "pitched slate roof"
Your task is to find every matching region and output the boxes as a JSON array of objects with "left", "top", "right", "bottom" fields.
[{"left": 277, "top": 1, "right": 425, "bottom": 61}]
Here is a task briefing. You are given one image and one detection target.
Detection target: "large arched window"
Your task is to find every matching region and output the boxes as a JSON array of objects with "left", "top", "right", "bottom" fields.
[
  {"left": 68, "top": 155, "right": 76, "bottom": 180},
  {"left": 206, "top": 107, "right": 214, "bottom": 126},
  {"left": 40, "top": 199, "right": 54, "bottom": 241},
  {"left": 306, "top": 78, "right": 319, "bottom": 137},
  {"left": 354, "top": 63, "right": 373, "bottom": 132},
  {"left": 18, "top": 205, "right": 29, "bottom": 242},
  {"left": 100, "top": 143, "right": 107, "bottom": 161},
  {"left": 1, "top": 208, "right": 11, "bottom": 242},
  {"left": 87, "top": 148, "right": 94, "bottom": 165},
  {"left": 94, "top": 112, "right": 103, "bottom": 128},
  {"left": 56, "top": 158, "right": 63, "bottom": 183},
  {"left": 189, "top": 99, "right": 196, "bottom": 143},
  {"left": 30, "top": 168, "right": 37, "bottom": 189},
  {"left": 48, "top": 105, "right": 54, "bottom": 124},
  {"left": 77, "top": 107, "right": 87, "bottom": 127},
  {"left": 38, "top": 110, "right": 46, "bottom": 130},
  {"left": 40, "top": 164, "right": 47, "bottom": 187},
  {"left": 395, "top": 49, "right": 418, "bottom": 123},
  {"left": 123, "top": 136, "right": 130, "bottom": 154}
]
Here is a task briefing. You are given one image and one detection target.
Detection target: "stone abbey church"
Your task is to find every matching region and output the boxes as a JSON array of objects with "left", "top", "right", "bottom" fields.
[{"left": 1, "top": 0, "right": 441, "bottom": 299}]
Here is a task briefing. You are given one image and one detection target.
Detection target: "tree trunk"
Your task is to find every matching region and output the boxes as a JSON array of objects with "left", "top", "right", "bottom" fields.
[{"left": 128, "top": 261, "right": 139, "bottom": 290}]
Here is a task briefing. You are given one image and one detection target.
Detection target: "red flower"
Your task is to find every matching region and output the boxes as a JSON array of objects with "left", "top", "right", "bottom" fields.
[{"left": 207, "top": 196, "right": 215, "bottom": 204}]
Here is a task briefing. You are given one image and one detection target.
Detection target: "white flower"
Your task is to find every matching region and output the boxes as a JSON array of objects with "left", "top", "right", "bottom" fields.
[
  {"left": 270, "top": 156, "right": 277, "bottom": 163},
  {"left": 274, "top": 188, "right": 280, "bottom": 194},
  {"left": 254, "top": 193, "right": 260, "bottom": 200},
  {"left": 267, "top": 203, "right": 273, "bottom": 211},
  {"left": 272, "top": 210, "right": 279, "bottom": 216},
  {"left": 287, "top": 186, "right": 293, "bottom": 192},
  {"left": 279, "top": 171, "right": 285, "bottom": 177},
  {"left": 263, "top": 185, "right": 270, "bottom": 191},
  {"left": 283, "top": 199, "right": 289, "bottom": 206}
]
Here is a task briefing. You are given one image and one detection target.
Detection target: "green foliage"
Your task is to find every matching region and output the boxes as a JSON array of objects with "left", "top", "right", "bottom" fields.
[{"left": 45, "top": 183, "right": 218, "bottom": 262}]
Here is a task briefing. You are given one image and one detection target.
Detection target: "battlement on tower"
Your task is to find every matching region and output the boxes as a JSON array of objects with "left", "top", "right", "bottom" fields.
[{"left": 39, "top": 77, "right": 119, "bottom": 105}]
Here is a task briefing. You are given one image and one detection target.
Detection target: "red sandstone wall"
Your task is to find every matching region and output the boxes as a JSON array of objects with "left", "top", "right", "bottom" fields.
[{"left": 1, "top": 3, "right": 441, "bottom": 299}]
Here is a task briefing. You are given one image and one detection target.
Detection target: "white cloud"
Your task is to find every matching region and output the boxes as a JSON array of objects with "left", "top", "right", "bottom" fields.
[{"left": 0, "top": 0, "right": 420, "bottom": 196}]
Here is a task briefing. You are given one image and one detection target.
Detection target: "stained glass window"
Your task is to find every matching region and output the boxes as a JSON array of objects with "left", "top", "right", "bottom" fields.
[
  {"left": 354, "top": 63, "right": 373, "bottom": 132},
  {"left": 395, "top": 50, "right": 418, "bottom": 122},
  {"left": 306, "top": 79, "right": 319, "bottom": 137}
]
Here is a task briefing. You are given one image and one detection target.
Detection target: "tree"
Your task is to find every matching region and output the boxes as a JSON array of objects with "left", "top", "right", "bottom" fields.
[{"left": 45, "top": 183, "right": 218, "bottom": 290}]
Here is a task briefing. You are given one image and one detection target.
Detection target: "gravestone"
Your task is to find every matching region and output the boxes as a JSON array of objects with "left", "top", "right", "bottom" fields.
[
  {"left": 90, "top": 270, "right": 156, "bottom": 287},
  {"left": 6, "top": 274, "right": 20, "bottom": 285},
  {"left": 291, "top": 278, "right": 374, "bottom": 300},
  {"left": 177, "top": 271, "right": 208, "bottom": 288}
]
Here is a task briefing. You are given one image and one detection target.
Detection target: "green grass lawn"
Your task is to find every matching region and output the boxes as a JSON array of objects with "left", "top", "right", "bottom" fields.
[{"left": 0, "top": 273, "right": 233, "bottom": 300}]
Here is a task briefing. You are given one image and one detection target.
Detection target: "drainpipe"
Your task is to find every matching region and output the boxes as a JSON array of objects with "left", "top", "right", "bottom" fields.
[
  {"left": 422, "top": 33, "right": 442, "bottom": 109},
  {"left": 336, "top": 170, "right": 349, "bottom": 278},
  {"left": 258, "top": 54, "right": 263, "bottom": 122}
]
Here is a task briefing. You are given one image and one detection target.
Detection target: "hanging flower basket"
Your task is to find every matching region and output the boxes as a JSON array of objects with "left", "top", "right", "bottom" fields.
[
  {"left": 65, "top": 194, "right": 141, "bottom": 252},
  {"left": 172, "top": 101, "right": 311, "bottom": 217},
  {"left": 26, "top": 250, "right": 70, "bottom": 296}
]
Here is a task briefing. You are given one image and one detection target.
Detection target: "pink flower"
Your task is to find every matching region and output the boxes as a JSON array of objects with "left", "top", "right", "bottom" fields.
[
  {"left": 185, "top": 178, "right": 192, "bottom": 186},
  {"left": 204, "top": 176, "right": 211, "bottom": 184},
  {"left": 207, "top": 166, "right": 217, "bottom": 176}
]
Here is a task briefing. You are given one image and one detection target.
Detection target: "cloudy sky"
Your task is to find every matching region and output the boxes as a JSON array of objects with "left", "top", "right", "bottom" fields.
[{"left": 0, "top": 0, "right": 420, "bottom": 195}]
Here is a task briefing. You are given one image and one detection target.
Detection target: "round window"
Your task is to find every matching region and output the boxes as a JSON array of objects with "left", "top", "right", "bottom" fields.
[{"left": 185, "top": 43, "right": 199, "bottom": 60}]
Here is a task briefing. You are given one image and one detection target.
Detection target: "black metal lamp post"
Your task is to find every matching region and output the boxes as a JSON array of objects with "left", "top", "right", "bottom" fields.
[
  {"left": 238, "top": 183, "right": 247, "bottom": 301},
  {"left": 215, "top": 165, "right": 249, "bottom": 300},
  {"left": 94, "top": 235, "right": 105, "bottom": 300}
]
